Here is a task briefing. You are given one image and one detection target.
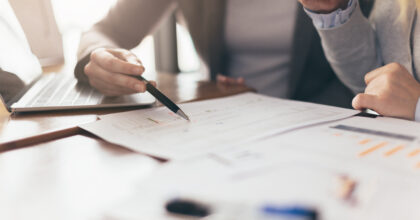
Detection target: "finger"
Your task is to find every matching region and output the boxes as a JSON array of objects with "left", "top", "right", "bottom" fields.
[
  {"left": 149, "top": 80, "right": 157, "bottom": 87},
  {"left": 125, "top": 54, "right": 147, "bottom": 73},
  {"left": 93, "top": 85, "right": 132, "bottom": 96},
  {"left": 86, "top": 62, "right": 146, "bottom": 92},
  {"left": 108, "top": 49, "right": 144, "bottom": 66},
  {"left": 125, "top": 55, "right": 141, "bottom": 66},
  {"left": 364, "top": 67, "right": 386, "bottom": 85},
  {"left": 110, "top": 51, "right": 148, "bottom": 80},
  {"left": 91, "top": 49, "right": 144, "bottom": 75},
  {"left": 364, "top": 79, "right": 385, "bottom": 94},
  {"left": 226, "top": 77, "right": 244, "bottom": 85},
  {"left": 92, "top": 77, "right": 136, "bottom": 94},
  {"left": 90, "top": 78, "right": 135, "bottom": 96},
  {"left": 109, "top": 51, "right": 151, "bottom": 86},
  {"left": 93, "top": 52, "right": 151, "bottom": 90},
  {"left": 352, "top": 93, "right": 379, "bottom": 111},
  {"left": 217, "top": 74, "right": 245, "bottom": 85},
  {"left": 217, "top": 74, "right": 227, "bottom": 83},
  {"left": 225, "top": 77, "right": 238, "bottom": 84},
  {"left": 364, "top": 63, "right": 404, "bottom": 85}
]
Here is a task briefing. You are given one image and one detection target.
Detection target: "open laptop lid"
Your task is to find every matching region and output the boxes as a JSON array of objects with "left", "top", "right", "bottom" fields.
[{"left": 0, "top": 1, "right": 43, "bottom": 111}]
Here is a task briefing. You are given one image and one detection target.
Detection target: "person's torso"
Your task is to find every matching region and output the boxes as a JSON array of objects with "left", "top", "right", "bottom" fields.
[
  {"left": 177, "top": 0, "right": 353, "bottom": 107},
  {"left": 224, "top": 0, "right": 297, "bottom": 98}
]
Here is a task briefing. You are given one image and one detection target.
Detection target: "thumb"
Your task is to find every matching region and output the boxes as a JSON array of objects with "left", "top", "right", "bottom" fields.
[
  {"left": 352, "top": 93, "right": 379, "bottom": 111},
  {"left": 109, "top": 49, "right": 144, "bottom": 67}
]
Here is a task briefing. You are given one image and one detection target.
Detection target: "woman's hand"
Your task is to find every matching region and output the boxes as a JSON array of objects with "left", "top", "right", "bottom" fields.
[
  {"left": 84, "top": 48, "right": 155, "bottom": 96},
  {"left": 352, "top": 63, "right": 420, "bottom": 120},
  {"left": 217, "top": 74, "right": 245, "bottom": 85},
  {"left": 298, "top": 0, "right": 350, "bottom": 13}
]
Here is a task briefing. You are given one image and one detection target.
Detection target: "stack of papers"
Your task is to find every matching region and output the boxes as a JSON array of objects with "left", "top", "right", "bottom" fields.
[
  {"left": 80, "top": 93, "right": 420, "bottom": 219},
  {"left": 80, "top": 92, "right": 357, "bottom": 160},
  {"left": 102, "top": 116, "right": 420, "bottom": 220}
]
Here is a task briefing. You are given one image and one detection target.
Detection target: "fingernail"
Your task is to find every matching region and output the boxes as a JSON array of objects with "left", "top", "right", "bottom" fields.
[
  {"left": 134, "top": 84, "right": 143, "bottom": 91},
  {"left": 133, "top": 66, "right": 143, "bottom": 73}
]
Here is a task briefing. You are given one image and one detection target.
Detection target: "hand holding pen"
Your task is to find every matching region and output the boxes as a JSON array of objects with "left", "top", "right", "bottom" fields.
[
  {"left": 84, "top": 48, "right": 155, "bottom": 96},
  {"left": 84, "top": 47, "right": 189, "bottom": 120}
]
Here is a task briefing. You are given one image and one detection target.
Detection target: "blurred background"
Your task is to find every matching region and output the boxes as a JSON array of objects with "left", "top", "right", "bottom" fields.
[{"left": 1, "top": 0, "right": 203, "bottom": 77}]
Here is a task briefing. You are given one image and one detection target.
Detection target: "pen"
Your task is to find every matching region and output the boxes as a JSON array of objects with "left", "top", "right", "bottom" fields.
[
  {"left": 165, "top": 198, "right": 318, "bottom": 220},
  {"left": 130, "top": 75, "right": 190, "bottom": 121},
  {"left": 262, "top": 205, "right": 318, "bottom": 219}
]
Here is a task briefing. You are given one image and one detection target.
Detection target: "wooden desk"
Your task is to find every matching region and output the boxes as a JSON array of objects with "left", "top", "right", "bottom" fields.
[{"left": 0, "top": 134, "right": 161, "bottom": 219}]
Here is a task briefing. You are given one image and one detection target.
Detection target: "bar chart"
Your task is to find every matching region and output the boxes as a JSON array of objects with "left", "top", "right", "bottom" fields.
[{"left": 329, "top": 124, "right": 420, "bottom": 169}]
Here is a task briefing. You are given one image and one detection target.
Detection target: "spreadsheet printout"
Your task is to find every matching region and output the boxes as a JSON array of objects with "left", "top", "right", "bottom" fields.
[{"left": 80, "top": 93, "right": 357, "bottom": 159}]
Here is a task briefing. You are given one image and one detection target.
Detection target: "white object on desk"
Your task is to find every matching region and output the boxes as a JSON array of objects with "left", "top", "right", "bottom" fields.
[
  {"left": 103, "top": 116, "right": 420, "bottom": 220},
  {"left": 80, "top": 92, "right": 357, "bottom": 160}
]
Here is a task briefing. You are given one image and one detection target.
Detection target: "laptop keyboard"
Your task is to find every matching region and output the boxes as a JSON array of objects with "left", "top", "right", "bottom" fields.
[{"left": 28, "top": 74, "right": 103, "bottom": 107}]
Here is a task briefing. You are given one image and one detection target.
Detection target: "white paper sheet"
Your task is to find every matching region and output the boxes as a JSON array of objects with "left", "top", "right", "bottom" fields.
[
  {"left": 202, "top": 116, "right": 420, "bottom": 219},
  {"left": 80, "top": 93, "right": 357, "bottom": 160},
  {"left": 206, "top": 116, "right": 420, "bottom": 185},
  {"left": 253, "top": 116, "right": 420, "bottom": 174},
  {"left": 104, "top": 154, "right": 420, "bottom": 220},
  {"left": 102, "top": 116, "right": 420, "bottom": 220}
]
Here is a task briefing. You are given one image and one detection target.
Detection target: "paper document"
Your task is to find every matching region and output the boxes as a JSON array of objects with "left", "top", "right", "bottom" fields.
[
  {"left": 210, "top": 116, "right": 420, "bottom": 179},
  {"left": 80, "top": 93, "right": 357, "bottom": 159},
  {"left": 203, "top": 116, "right": 420, "bottom": 219},
  {"left": 272, "top": 116, "right": 420, "bottom": 173},
  {"left": 103, "top": 116, "right": 420, "bottom": 220},
  {"left": 105, "top": 153, "right": 420, "bottom": 220}
]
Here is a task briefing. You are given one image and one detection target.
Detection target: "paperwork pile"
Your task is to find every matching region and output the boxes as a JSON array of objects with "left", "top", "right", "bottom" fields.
[
  {"left": 102, "top": 116, "right": 420, "bottom": 220},
  {"left": 80, "top": 93, "right": 357, "bottom": 160},
  {"left": 80, "top": 93, "right": 420, "bottom": 219}
]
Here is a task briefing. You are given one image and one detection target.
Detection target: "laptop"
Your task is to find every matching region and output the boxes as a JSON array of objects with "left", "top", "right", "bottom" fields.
[
  {"left": 0, "top": 69, "right": 156, "bottom": 113},
  {"left": 0, "top": 2, "right": 155, "bottom": 113}
]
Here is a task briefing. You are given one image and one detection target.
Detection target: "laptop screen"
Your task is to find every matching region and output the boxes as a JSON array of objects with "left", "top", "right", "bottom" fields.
[
  {"left": 0, "top": 69, "right": 27, "bottom": 104},
  {"left": 0, "top": 3, "right": 42, "bottom": 106}
]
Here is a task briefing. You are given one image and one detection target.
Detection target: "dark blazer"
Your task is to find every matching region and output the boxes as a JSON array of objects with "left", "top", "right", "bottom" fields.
[{"left": 75, "top": 0, "right": 374, "bottom": 108}]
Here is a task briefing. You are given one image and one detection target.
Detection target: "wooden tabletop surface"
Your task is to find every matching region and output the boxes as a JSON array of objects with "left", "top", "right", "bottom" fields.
[{"left": 0, "top": 134, "right": 161, "bottom": 220}]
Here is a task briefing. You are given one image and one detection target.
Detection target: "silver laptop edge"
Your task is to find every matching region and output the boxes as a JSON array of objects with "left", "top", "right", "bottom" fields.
[{"left": 1, "top": 72, "right": 156, "bottom": 113}]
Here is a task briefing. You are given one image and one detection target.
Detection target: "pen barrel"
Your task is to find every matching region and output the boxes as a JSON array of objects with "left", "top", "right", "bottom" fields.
[{"left": 146, "top": 83, "right": 178, "bottom": 113}]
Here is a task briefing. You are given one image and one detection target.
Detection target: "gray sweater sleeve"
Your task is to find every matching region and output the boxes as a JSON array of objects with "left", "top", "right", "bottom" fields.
[{"left": 316, "top": 2, "right": 381, "bottom": 94}]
